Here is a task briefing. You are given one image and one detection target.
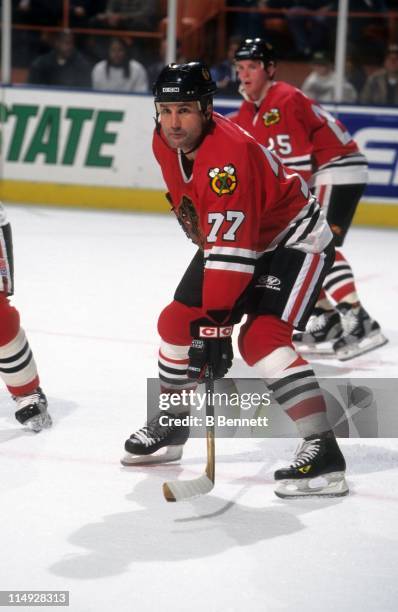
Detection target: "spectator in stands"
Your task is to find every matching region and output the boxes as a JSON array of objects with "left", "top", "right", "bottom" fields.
[
  {"left": 12, "top": 0, "right": 63, "bottom": 66},
  {"left": 267, "top": 1, "right": 333, "bottom": 59},
  {"left": 360, "top": 44, "right": 398, "bottom": 105},
  {"left": 92, "top": 37, "right": 148, "bottom": 92},
  {"left": 301, "top": 51, "right": 357, "bottom": 103},
  {"left": 28, "top": 30, "right": 92, "bottom": 89},
  {"left": 345, "top": 47, "right": 367, "bottom": 99},
  {"left": 89, "top": 0, "right": 158, "bottom": 31},
  {"left": 210, "top": 36, "right": 241, "bottom": 98}
]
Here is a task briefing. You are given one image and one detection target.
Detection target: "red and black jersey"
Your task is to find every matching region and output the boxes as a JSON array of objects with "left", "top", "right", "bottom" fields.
[
  {"left": 153, "top": 112, "right": 332, "bottom": 317},
  {"left": 233, "top": 81, "right": 368, "bottom": 187}
]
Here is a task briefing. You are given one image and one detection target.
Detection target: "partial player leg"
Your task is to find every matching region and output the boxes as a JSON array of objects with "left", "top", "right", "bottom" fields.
[
  {"left": 298, "top": 184, "right": 388, "bottom": 360},
  {"left": 122, "top": 300, "right": 201, "bottom": 465},
  {"left": 241, "top": 245, "right": 347, "bottom": 497},
  {"left": 293, "top": 288, "right": 343, "bottom": 355},
  {"left": 0, "top": 217, "right": 51, "bottom": 432},
  {"left": 239, "top": 314, "right": 348, "bottom": 498},
  {"left": 323, "top": 251, "right": 387, "bottom": 360},
  {"left": 0, "top": 297, "right": 51, "bottom": 431},
  {"left": 123, "top": 251, "right": 206, "bottom": 465}
]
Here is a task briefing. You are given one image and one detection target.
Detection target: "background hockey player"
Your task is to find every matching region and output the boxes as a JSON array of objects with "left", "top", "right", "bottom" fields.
[
  {"left": 233, "top": 38, "right": 387, "bottom": 361},
  {"left": 123, "top": 62, "right": 348, "bottom": 498},
  {"left": 0, "top": 204, "right": 51, "bottom": 431}
]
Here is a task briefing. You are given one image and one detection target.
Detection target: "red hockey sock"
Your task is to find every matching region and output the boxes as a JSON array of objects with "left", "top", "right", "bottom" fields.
[{"left": 0, "top": 295, "right": 40, "bottom": 396}]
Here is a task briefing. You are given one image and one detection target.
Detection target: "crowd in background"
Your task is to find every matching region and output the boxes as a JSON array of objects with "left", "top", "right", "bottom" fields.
[{"left": 2, "top": 0, "right": 397, "bottom": 105}]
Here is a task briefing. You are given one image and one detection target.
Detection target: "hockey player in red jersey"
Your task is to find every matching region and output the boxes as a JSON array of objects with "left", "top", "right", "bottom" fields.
[
  {"left": 0, "top": 205, "right": 51, "bottom": 431},
  {"left": 123, "top": 62, "right": 349, "bottom": 498},
  {"left": 233, "top": 38, "right": 387, "bottom": 361}
]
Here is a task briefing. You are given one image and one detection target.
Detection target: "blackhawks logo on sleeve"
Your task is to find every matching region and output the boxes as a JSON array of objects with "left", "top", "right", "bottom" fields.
[
  {"left": 262, "top": 108, "right": 280, "bottom": 126},
  {"left": 208, "top": 164, "right": 237, "bottom": 196}
]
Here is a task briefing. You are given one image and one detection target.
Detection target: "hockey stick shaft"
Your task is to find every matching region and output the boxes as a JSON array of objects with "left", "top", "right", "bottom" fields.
[{"left": 205, "top": 373, "right": 215, "bottom": 483}]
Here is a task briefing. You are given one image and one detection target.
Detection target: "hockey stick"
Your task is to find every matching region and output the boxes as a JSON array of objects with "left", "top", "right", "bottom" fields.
[{"left": 163, "top": 371, "right": 215, "bottom": 502}]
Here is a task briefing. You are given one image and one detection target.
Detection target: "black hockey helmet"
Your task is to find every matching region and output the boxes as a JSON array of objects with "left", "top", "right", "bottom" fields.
[
  {"left": 153, "top": 62, "right": 217, "bottom": 111},
  {"left": 234, "top": 38, "right": 276, "bottom": 67}
]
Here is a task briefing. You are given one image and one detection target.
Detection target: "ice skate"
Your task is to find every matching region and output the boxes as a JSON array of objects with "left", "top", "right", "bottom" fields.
[
  {"left": 121, "top": 410, "right": 190, "bottom": 466},
  {"left": 13, "top": 387, "right": 52, "bottom": 432},
  {"left": 333, "top": 303, "right": 388, "bottom": 361},
  {"left": 274, "top": 431, "right": 348, "bottom": 498},
  {"left": 293, "top": 308, "right": 343, "bottom": 357}
]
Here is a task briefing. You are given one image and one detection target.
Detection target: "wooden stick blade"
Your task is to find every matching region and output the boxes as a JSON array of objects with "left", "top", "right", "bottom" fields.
[{"left": 163, "top": 474, "right": 214, "bottom": 502}]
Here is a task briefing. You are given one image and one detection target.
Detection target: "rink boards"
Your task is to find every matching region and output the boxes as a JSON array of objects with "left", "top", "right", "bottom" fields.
[{"left": 0, "top": 85, "right": 397, "bottom": 227}]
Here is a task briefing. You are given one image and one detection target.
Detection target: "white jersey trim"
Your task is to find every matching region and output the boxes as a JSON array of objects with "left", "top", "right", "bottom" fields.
[
  {"left": 205, "top": 260, "right": 255, "bottom": 274},
  {"left": 311, "top": 153, "right": 369, "bottom": 186},
  {"left": 204, "top": 246, "right": 258, "bottom": 260}
]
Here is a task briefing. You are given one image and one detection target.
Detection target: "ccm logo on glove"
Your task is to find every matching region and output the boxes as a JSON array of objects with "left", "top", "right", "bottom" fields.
[{"left": 199, "top": 326, "right": 233, "bottom": 338}]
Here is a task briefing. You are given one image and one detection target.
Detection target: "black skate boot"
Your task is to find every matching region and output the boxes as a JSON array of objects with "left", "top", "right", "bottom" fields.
[
  {"left": 121, "top": 411, "right": 190, "bottom": 466},
  {"left": 333, "top": 303, "right": 388, "bottom": 361},
  {"left": 274, "top": 431, "right": 348, "bottom": 498},
  {"left": 14, "top": 387, "right": 52, "bottom": 432},
  {"left": 293, "top": 308, "right": 343, "bottom": 357}
]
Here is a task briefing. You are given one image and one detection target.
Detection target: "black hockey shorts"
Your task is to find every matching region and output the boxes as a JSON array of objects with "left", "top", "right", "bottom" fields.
[
  {"left": 0, "top": 221, "right": 14, "bottom": 296},
  {"left": 174, "top": 242, "right": 335, "bottom": 331},
  {"left": 312, "top": 183, "right": 366, "bottom": 246}
]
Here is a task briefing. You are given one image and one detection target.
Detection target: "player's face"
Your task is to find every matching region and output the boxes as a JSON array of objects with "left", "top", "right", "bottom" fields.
[
  {"left": 235, "top": 59, "right": 270, "bottom": 100},
  {"left": 109, "top": 40, "right": 126, "bottom": 65},
  {"left": 158, "top": 101, "right": 207, "bottom": 152}
]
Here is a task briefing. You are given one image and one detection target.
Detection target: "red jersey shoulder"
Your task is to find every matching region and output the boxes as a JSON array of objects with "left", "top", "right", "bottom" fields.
[
  {"left": 211, "top": 112, "right": 255, "bottom": 146},
  {"left": 266, "top": 81, "right": 299, "bottom": 104}
]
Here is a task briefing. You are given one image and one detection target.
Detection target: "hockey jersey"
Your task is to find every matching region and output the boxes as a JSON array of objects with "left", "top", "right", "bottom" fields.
[
  {"left": 153, "top": 112, "right": 332, "bottom": 318},
  {"left": 233, "top": 81, "right": 368, "bottom": 187}
]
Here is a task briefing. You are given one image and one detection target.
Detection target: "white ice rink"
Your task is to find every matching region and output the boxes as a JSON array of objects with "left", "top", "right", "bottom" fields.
[{"left": 0, "top": 204, "right": 397, "bottom": 612}]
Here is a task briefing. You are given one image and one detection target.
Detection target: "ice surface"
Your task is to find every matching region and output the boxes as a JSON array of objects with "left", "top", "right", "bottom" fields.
[{"left": 0, "top": 204, "right": 397, "bottom": 612}]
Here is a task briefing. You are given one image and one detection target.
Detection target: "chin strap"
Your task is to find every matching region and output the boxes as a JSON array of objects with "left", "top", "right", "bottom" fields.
[
  {"left": 238, "top": 80, "right": 275, "bottom": 105},
  {"left": 154, "top": 115, "right": 161, "bottom": 134}
]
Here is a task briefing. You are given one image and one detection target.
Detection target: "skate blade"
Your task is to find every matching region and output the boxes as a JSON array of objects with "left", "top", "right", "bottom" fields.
[
  {"left": 336, "top": 332, "right": 388, "bottom": 362},
  {"left": 274, "top": 471, "right": 349, "bottom": 498},
  {"left": 120, "top": 444, "right": 184, "bottom": 466},
  {"left": 25, "top": 413, "right": 52, "bottom": 433}
]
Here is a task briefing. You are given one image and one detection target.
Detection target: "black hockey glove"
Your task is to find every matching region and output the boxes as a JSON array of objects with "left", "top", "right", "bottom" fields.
[{"left": 187, "top": 319, "right": 234, "bottom": 381}]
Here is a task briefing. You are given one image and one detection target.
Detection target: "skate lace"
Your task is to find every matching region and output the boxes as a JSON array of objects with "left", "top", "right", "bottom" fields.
[
  {"left": 290, "top": 439, "right": 321, "bottom": 468},
  {"left": 307, "top": 313, "right": 327, "bottom": 333},
  {"left": 13, "top": 390, "right": 43, "bottom": 410},
  {"left": 133, "top": 415, "right": 174, "bottom": 447},
  {"left": 340, "top": 309, "right": 359, "bottom": 336}
]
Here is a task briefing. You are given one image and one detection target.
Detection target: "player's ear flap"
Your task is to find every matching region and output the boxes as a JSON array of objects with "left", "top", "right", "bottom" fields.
[{"left": 205, "top": 103, "right": 213, "bottom": 120}]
